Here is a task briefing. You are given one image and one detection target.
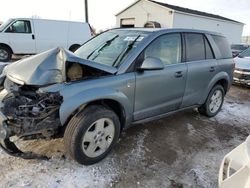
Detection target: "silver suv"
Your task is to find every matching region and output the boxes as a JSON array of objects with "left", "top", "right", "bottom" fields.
[{"left": 0, "top": 28, "right": 234, "bottom": 165}]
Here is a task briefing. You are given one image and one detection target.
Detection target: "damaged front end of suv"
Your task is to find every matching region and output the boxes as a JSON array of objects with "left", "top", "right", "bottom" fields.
[
  {"left": 0, "top": 47, "right": 115, "bottom": 159},
  {"left": 0, "top": 85, "right": 62, "bottom": 159}
]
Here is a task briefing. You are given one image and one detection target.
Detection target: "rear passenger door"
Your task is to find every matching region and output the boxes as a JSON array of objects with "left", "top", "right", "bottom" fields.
[
  {"left": 181, "top": 33, "right": 217, "bottom": 108},
  {"left": 134, "top": 33, "right": 187, "bottom": 121}
]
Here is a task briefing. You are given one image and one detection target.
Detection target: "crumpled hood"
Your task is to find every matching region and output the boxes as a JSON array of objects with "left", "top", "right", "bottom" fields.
[
  {"left": 5, "top": 47, "right": 117, "bottom": 86},
  {"left": 234, "top": 57, "right": 250, "bottom": 70}
]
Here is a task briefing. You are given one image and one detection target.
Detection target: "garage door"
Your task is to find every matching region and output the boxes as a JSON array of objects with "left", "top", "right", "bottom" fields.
[{"left": 120, "top": 18, "right": 135, "bottom": 28}]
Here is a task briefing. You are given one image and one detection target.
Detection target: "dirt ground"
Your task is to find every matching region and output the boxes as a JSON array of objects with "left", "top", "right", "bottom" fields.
[{"left": 0, "top": 85, "right": 249, "bottom": 188}]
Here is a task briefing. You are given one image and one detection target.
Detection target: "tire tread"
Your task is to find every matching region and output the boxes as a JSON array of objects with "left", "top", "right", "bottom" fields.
[{"left": 64, "top": 105, "right": 120, "bottom": 165}]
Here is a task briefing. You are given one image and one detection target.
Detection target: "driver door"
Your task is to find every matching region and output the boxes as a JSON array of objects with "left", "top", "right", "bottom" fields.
[
  {"left": 5, "top": 20, "right": 36, "bottom": 54},
  {"left": 134, "top": 33, "right": 187, "bottom": 121}
]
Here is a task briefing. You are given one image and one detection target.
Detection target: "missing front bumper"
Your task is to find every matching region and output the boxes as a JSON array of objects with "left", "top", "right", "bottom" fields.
[
  {"left": 0, "top": 138, "right": 49, "bottom": 160},
  {"left": 0, "top": 112, "right": 49, "bottom": 160}
]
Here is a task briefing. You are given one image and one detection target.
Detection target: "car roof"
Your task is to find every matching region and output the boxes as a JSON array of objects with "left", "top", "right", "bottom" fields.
[{"left": 113, "top": 27, "right": 223, "bottom": 37}]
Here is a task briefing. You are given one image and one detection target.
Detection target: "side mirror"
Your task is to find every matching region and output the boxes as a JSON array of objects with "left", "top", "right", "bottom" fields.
[{"left": 138, "top": 57, "right": 164, "bottom": 71}]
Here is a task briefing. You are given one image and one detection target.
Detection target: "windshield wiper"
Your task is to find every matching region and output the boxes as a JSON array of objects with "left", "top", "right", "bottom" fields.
[
  {"left": 112, "top": 35, "right": 141, "bottom": 66},
  {"left": 86, "top": 34, "right": 119, "bottom": 60}
]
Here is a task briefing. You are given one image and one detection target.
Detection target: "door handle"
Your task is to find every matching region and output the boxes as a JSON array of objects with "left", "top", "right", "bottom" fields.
[
  {"left": 209, "top": 66, "right": 215, "bottom": 72},
  {"left": 32, "top": 34, "right": 35, "bottom": 40},
  {"left": 175, "top": 71, "right": 183, "bottom": 78}
]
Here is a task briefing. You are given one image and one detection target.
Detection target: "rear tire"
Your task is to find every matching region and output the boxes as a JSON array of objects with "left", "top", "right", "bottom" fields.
[
  {"left": 64, "top": 105, "right": 120, "bottom": 165},
  {"left": 0, "top": 46, "right": 11, "bottom": 62},
  {"left": 198, "top": 85, "right": 225, "bottom": 117}
]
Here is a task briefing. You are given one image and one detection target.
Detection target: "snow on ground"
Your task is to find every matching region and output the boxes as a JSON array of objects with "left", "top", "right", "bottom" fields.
[
  {"left": 0, "top": 130, "right": 149, "bottom": 188},
  {"left": 212, "top": 99, "right": 250, "bottom": 127},
  {"left": 0, "top": 143, "right": 119, "bottom": 188}
]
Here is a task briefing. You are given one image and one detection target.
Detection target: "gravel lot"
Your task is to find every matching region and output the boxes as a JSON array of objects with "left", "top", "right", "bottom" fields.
[{"left": 0, "top": 85, "right": 249, "bottom": 188}]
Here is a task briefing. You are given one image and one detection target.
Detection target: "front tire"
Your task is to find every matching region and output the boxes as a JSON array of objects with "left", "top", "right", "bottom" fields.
[
  {"left": 198, "top": 85, "right": 225, "bottom": 117},
  {"left": 0, "top": 46, "right": 11, "bottom": 62},
  {"left": 64, "top": 105, "right": 120, "bottom": 165}
]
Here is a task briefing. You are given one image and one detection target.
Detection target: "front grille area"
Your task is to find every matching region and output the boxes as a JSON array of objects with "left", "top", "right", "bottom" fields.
[{"left": 234, "top": 69, "right": 250, "bottom": 80}]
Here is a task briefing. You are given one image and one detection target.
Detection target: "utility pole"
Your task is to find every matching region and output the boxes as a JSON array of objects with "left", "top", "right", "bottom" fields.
[{"left": 85, "top": 0, "right": 89, "bottom": 23}]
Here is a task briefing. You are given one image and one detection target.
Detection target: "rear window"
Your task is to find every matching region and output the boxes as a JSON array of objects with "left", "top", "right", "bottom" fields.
[
  {"left": 185, "top": 33, "right": 214, "bottom": 61},
  {"left": 212, "top": 35, "right": 232, "bottom": 59}
]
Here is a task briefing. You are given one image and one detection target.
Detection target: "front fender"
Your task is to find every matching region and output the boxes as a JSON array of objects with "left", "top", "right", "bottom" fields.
[
  {"left": 59, "top": 87, "right": 133, "bottom": 126},
  {"left": 200, "top": 72, "right": 230, "bottom": 104}
]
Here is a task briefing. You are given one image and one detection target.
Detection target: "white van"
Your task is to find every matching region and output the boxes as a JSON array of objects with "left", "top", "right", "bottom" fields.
[{"left": 0, "top": 18, "right": 92, "bottom": 62}]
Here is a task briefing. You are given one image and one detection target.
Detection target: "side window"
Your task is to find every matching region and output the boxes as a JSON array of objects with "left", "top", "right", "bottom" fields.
[
  {"left": 211, "top": 35, "right": 232, "bottom": 59},
  {"left": 145, "top": 33, "right": 181, "bottom": 65},
  {"left": 204, "top": 37, "right": 214, "bottom": 59},
  {"left": 186, "top": 33, "right": 205, "bottom": 61},
  {"left": 6, "top": 20, "right": 31, "bottom": 33}
]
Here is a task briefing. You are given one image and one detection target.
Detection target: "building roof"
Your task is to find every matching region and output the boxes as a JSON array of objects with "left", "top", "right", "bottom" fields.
[
  {"left": 150, "top": 0, "right": 242, "bottom": 24},
  {"left": 116, "top": 0, "right": 243, "bottom": 24}
]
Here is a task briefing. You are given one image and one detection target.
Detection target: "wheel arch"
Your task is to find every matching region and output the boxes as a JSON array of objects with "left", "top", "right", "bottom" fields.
[
  {"left": 59, "top": 90, "right": 133, "bottom": 132},
  {"left": 0, "top": 43, "right": 13, "bottom": 54},
  {"left": 86, "top": 99, "right": 126, "bottom": 132},
  {"left": 214, "top": 79, "right": 228, "bottom": 94},
  {"left": 199, "top": 72, "right": 230, "bottom": 104}
]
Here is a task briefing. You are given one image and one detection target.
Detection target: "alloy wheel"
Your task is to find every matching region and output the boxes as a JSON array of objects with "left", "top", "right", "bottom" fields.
[
  {"left": 0, "top": 49, "right": 8, "bottom": 61},
  {"left": 82, "top": 118, "right": 115, "bottom": 158},
  {"left": 209, "top": 89, "right": 223, "bottom": 114}
]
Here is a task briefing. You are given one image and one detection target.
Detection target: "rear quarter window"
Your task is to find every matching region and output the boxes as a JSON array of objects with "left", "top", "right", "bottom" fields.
[{"left": 212, "top": 35, "right": 232, "bottom": 59}]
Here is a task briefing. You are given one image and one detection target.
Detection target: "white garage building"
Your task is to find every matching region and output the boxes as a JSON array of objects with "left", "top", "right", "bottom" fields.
[{"left": 116, "top": 0, "right": 244, "bottom": 44}]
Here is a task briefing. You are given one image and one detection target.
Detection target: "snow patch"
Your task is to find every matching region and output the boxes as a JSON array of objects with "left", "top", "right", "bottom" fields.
[
  {"left": 212, "top": 100, "right": 250, "bottom": 126},
  {"left": 1, "top": 156, "right": 120, "bottom": 188},
  {"left": 187, "top": 123, "right": 196, "bottom": 136},
  {"left": 0, "top": 129, "right": 150, "bottom": 187},
  {"left": 126, "top": 129, "right": 149, "bottom": 163}
]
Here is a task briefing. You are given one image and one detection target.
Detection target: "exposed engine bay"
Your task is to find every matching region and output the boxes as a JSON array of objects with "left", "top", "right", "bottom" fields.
[
  {"left": 3, "top": 89, "right": 62, "bottom": 140},
  {"left": 0, "top": 78, "right": 63, "bottom": 159},
  {"left": 66, "top": 62, "right": 107, "bottom": 81}
]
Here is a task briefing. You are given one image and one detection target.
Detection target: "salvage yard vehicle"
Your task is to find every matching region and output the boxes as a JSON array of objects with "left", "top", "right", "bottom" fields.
[
  {"left": 231, "top": 44, "right": 249, "bottom": 57},
  {"left": 233, "top": 48, "right": 250, "bottom": 86},
  {"left": 0, "top": 28, "right": 234, "bottom": 165},
  {"left": 0, "top": 18, "right": 92, "bottom": 62}
]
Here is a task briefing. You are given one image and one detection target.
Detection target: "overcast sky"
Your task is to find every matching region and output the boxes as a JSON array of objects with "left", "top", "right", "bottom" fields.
[{"left": 1, "top": 0, "right": 250, "bottom": 35}]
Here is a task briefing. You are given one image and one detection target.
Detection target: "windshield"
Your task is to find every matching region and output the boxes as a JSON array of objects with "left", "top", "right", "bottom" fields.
[
  {"left": 238, "top": 48, "right": 250, "bottom": 58},
  {"left": 231, "top": 44, "right": 249, "bottom": 51},
  {"left": 0, "top": 19, "right": 14, "bottom": 32},
  {"left": 75, "top": 30, "right": 149, "bottom": 67}
]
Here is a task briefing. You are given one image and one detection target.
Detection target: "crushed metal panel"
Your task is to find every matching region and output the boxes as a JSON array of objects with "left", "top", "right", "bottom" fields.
[
  {"left": 4, "top": 47, "right": 117, "bottom": 86},
  {"left": 5, "top": 48, "right": 66, "bottom": 86}
]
